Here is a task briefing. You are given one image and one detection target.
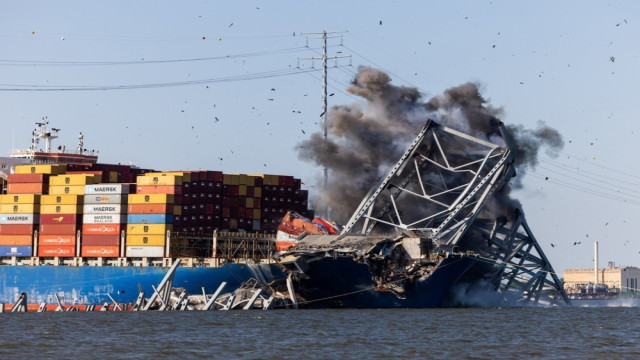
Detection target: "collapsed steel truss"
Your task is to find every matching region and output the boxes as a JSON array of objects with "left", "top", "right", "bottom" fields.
[{"left": 341, "top": 119, "right": 569, "bottom": 306}]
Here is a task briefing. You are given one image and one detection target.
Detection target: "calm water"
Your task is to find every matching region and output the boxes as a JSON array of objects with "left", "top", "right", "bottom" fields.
[{"left": 1, "top": 306, "right": 639, "bottom": 359}]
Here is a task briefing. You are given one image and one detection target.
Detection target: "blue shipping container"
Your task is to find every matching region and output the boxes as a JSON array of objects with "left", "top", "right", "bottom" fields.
[
  {"left": 0, "top": 246, "right": 32, "bottom": 257},
  {"left": 127, "top": 214, "right": 173, "bottom": 224}
]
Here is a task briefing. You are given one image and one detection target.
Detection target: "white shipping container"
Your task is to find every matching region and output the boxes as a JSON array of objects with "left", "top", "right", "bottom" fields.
[
  {"left": 0, "top": 213, "right": 39, "bottom": 224},
  {"left": 85, "top": 184, "right": 131, "bottom": 195},
  {"left": 126, "top": 246, "right": 165, "bottom": 258},
  {"left": 83, "top": 214, "right": 127, "bottom": 224},
  {"left": 83, "top": 204, "right": 123, "bottom": 214},
  {"left": 84, "top": 194, "right": 128, "bottom": 205}
]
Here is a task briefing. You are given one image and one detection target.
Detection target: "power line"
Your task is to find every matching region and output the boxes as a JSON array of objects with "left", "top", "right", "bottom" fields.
[
  {"left": 0, "top": 67, "right": 319, "bottom": 91},
  {"left": 527, "top": 172, "right": 640, "bottom": 206},
  {"left": 539, "top": 157, "right": 640, "bottom": 189},
  {"left": 0, "top": 46, "right": 319, "bottom": 67}
]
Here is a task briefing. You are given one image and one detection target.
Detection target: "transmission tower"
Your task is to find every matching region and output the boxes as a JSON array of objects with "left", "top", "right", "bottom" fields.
[{"left": 299, "top": 30, "right": 351, "bottom": 218}]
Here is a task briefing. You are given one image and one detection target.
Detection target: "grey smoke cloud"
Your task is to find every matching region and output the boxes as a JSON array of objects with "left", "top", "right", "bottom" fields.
[{"left": 297, "top": 66, "right": 563, "bottom": 223}]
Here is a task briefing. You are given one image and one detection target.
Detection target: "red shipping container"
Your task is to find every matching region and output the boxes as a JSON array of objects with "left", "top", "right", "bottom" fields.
[
  {"left": 254, "top": 177, "right": 263, "bottom": 187},
  {"left": 40, "top": 214, "right": 80, "bottom": 224},
  {"left": 39, "top": 234, "right": 76, "bottom": 246},
  {"left": 205, "top": 171, "right": 222, "bottom": 182},
  {"left": 205, "top": 204, "right": 214, "bottom": 214},
  {"left": 7, "top": 173, "right": 50, "bottom": 183},
  {"left": 127, "top": 204, "right": 172, "bottom": 214},
  {"left": 81, "top": 246, "right": 120, "bottom": 257},
  {"left": 39, "top": 223, "right": 78, "bottom": 235},
  {"left": 222, "top": 196, "right": 238, "bottom": 207},
  {"left": 6, "top": 183, "right": 48, "bottom": 194},
  {"left": 253, "top": 198, "right": 261, "bottom": 209},
  {"left": 0, "top": 224, "right": 36, "bottom": 235},
  {"left": 82, "top": 234, "right": 120, "bottom": 246},
  {"left": 82, "top": 223, "right": 123, "bottom": 236},
  {"left": 245, "top": 208, "right": 254, "bottom": 219},
  {"left": 38, "top": 245, "right": 76, "bottom": 257}
]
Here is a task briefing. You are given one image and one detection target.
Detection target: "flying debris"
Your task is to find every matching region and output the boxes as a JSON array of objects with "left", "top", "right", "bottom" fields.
[{"left": 610, "top": 56, "right": 615, "bottom": 62}]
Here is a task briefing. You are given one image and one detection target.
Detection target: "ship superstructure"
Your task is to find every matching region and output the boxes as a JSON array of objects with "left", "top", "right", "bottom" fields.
[{"left": 8, "top": 118, "right": 98, "bottom": 164}]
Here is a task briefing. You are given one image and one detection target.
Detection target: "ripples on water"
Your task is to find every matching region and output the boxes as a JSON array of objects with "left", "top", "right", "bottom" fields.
[{"left": 1, "top": 307, "right": 640, "bottom": 359}]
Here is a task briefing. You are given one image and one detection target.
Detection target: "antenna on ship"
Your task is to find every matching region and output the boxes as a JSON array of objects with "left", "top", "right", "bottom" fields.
[
  {"left": 77, "top": 132, "right": 84, "bottom": 154},
  {"left": 32, "top": 117, "right": 60, "bottom": 153},
  {"left": 299, "top": 30, "right": 351, "bottom": 218}
]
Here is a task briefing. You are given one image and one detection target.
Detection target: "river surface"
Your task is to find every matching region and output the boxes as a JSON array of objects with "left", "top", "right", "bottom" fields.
[{"left": 1, "top": 305, "right": 639, "bottom": 359}]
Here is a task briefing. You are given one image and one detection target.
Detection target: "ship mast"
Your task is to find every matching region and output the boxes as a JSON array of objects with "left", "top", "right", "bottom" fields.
[{"left": 31, "top": 117, "right": 60, "bottom": 153}]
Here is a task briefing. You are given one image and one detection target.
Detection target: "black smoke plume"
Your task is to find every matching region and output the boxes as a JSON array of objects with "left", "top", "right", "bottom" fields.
[{"left": 297, "top": 66, "right": 563, "bottom": 223}]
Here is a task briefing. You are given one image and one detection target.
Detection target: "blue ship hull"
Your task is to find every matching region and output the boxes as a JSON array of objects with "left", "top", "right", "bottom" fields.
[{"left": 0, "top": 263, "right": 286, "bottom": 305}]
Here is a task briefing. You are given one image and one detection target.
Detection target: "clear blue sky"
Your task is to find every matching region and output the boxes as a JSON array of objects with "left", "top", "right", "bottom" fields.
[{"left": 1, "top": 1, "right": 639, "bottom": 276}]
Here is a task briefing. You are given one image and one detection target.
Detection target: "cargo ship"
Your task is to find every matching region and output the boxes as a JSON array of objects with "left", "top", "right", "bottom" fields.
[
  {"left": 0, "top": 121, "right": 315, "bottom": 306},
  {"left": 2, "top": 118, "right": 570, "bottom": 309}
]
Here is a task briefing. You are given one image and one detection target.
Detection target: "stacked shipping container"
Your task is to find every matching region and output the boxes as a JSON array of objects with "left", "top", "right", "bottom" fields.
[
  {"left": 1, "top": 163, "right": 311, "bottom": 259},
  {"left": 0, "top": 194, "right": 39, "bottom": 256},
  {"left": 82, "top": 184, "right": 131, "bottom": 257},
  {"left": 259, "top": 174, "right": 311, "bottom": 232},
  {"left": 126, "top": 173, "right": 181, "bottom": 257},
  {"left": 39, "top": 174, "right": 100, "bottom": 257},
  {"left": 0, "top": 164, "right": 64, "bottom": 257}
]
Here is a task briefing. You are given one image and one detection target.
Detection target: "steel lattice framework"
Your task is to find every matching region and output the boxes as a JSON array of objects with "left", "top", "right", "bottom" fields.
[{"left": 341, "top": 119, "right": 569, "bottom": 306}]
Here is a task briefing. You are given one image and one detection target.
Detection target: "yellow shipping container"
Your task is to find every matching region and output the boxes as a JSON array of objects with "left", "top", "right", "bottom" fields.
[
  {"left": 0, "top": 194, "right": 41, "bottom": 204},
  {"left": 13, "top": 164, "right": 66, "bottom": 175},
  {"left": 49, "top": 185, "right": 86, "bottom": 195},
  {"left": 128, "top": 194, "right": 175, "bottom": 204},
  {"left": 238, "top": 185, "right": 247, "bottom": 197},
  {"left": 127, "top": 224, "right": 173, "bottom": 235},
  {"left": 109, "top": 172, "right": 118, "bottom": 183},
  {"left": 137, "top": 175, "right": 182, "bottom": 186},
  {"left": 50, "top": 174, "right": 101, "bottom": 186},
  {"left": 152, "top": 172, "right": 191, "bottom": 183},
  {"left": 263, "top": 175, "right": 280, "bottom": 186},
  {"left": 40, "top": 194, "right": 84, "bottom": 205},
  {"left": 245, "top": 176, "right": 256, "bottom": 187},
  {"left": 254, "top": 187, "right": 262, "bottom": 198},
  {"left": 253, "top": 209, "right": 261, "bottom": 219},
  {"left": 237, "top": 174, "right": 247, "bottom": 185},
  {"left": 0, "top": 204, "right": 40, "bottom": 214},
  {"left": 245, "top": 197, "right": 254, "bottom": 208},
  {"left": 223, "top": 174, "right": 240, "bottom": 185},
  {"left": 40, "top": 204, "right": 83, "bottom": 214},
  {"left": 126, "top": 234, "right": 166, "bottom": 246},
  {"left": 173, "top": 205, "right": 182, "bottom": 216}
]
